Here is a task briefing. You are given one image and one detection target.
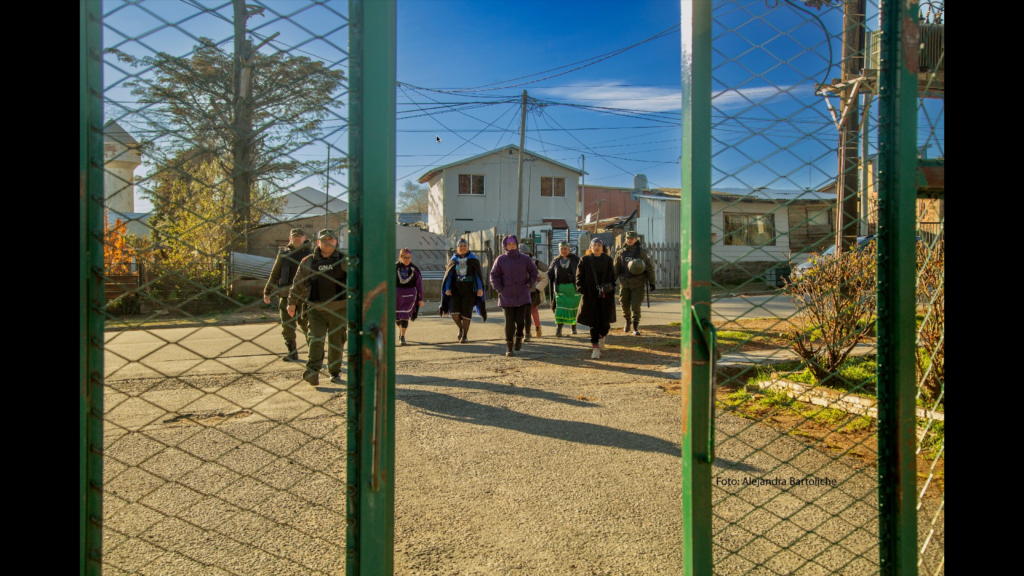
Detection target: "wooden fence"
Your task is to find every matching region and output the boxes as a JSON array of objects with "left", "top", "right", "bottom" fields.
[{"left": 645, "top": 242, "right": 681, "bottom": 288}]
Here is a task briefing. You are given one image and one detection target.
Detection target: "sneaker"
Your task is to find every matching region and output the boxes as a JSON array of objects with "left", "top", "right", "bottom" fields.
[
  {"left": 330, "top": 373, "right": 343, "bottom": 385},
  {"left": 399, "top": 336, "right": 406, "bottom": 346},
  {"left": 598, "top": 337, "right": 606, "bottom": 351},
  {"left": 591, "top": 347, "right": 601, "bottom": 359},
  {"left": 456, "top": 330, "right": 463, "bottom": 342},
  {"left": 524, "top": 331, "right": 531, "bottom": 342},
  {"left": 631, "top": 329, "right": 641, "bottom": 336},
  {"left": 302, "top": 370, "right": 319, "bottom": 387}
]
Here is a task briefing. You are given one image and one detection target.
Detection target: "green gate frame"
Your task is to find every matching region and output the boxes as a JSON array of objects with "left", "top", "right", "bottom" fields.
[
  {"left": 80, "top": 1, "right": 105, "bottom": 574},
  {"left": 678, "top": 0, "right": 922, "bottom": 574}
]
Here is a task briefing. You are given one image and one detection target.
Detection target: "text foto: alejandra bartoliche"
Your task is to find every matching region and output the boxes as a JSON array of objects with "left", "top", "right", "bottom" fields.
[{"left": 715, "top": 476, "right": 837, "bottom": 487}]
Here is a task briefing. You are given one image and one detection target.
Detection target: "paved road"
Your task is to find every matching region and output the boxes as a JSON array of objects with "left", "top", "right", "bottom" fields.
[
  {"left": 100, "top": 298, "right": 941, "bottom": 576},
  {"left": 103, "top": 295, "right": 798, "bottom": 380}
]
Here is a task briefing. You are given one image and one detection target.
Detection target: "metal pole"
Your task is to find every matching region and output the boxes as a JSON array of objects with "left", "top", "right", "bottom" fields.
[
  {"left": 515, "top": 90, "right": 527, "bottom": 240},
  {"left": 347, "top": 1, "right": 397, "bottom": 574},
  {"left": 326, "top": 144, "right": 330, "bottom": 230},
  {"left": 81, "top": 1, "right": 105, "bottom": 573},
  {"left": 860, "top": 92, "right": 871, "bottom": 236},
  {"left": 837, "top": 0, "right": 866, "bottom": 251},
  {"left": 579, "top": 154, "right": 585, "bottom": 229},
  {"left": 680, "top": 0, "right": 713, "bottom": 573},
  {"left": 876, "top": 0, "right": 919, "bottom": 573}
]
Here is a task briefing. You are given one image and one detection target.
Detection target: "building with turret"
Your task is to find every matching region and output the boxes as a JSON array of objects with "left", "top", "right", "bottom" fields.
[{"left": 103, "top": 120, "right": 152, "bottom": 237}]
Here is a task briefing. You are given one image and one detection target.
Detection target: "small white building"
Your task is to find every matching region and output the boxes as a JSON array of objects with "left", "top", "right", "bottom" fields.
[
  {"left": 417, "top": 144, "right": 583, "bottom": 236},
  {"left": 280, "top": 186, "right": 348, "bottom": 219},
  {"left": 633, "top": 188, "right": 836, "bottom": 284}
]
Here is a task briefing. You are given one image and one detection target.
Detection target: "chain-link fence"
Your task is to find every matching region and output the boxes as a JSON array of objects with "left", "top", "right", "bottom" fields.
[
  {"left": 83, "top": 1, "right": 388, "bottom": 573},
  {"left": 694, "top": 0, "right": 943, "bottom": 573}
]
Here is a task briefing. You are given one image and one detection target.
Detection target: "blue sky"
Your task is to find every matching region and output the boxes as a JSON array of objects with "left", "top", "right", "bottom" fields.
[{"left": 101, "top": 0, "right": 942, "bottom": 213}]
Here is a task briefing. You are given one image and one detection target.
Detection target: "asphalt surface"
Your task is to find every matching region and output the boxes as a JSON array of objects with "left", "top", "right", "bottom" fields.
[{"left": 100, "top": 298, "right": 941, "bottom": 575}]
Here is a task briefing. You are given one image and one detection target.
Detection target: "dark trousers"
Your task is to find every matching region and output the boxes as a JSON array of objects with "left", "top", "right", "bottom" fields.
[
  {"left": 589, "top": 319, "right": 611, "bottom": 345},
  {"left": 278, "top": 295, "right": 309, "bottom": 345},
  {"left": 502, "top": 304, "right": 530, "bottom": 341},
  {"left": 619, "top": 285, "right": 645, "bottom": 324},
  {"left": 305, "top": 308, "right": 347, "bottom": 375}
]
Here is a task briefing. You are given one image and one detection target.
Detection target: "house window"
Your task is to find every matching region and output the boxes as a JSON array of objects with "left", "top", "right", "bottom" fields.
[
  {"left": 723, "top": 213, "right": 776, "bottom": 246},
  {"left": 458, "top": 174, "right": 485, "bottom": 195},
  {"left": 541, "top": 176, "right": 565, "bottom": 197}
]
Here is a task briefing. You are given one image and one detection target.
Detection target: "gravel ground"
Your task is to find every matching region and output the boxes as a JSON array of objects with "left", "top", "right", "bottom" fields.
[{"left": 100, "top": 319, "right": 943, "bottom": 575}]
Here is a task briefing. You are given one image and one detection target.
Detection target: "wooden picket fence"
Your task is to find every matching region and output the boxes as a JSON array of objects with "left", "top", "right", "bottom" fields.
[{"left": 644, "top": 242, "right": 681, "bottom": 289}]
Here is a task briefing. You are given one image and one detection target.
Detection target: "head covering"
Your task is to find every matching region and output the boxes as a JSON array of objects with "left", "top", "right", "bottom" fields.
[
  {"left": 290, "top": 228, "right": 306, "bottom": 237},
  {"left": 317, "top": 228, "right": 336, "bottom": 240},
  {"left": 399, "top": 247, "right": 412, "bottom": 256},
  {"left": 558, "top": 241, "right": 570, "bottom": 249},
  {"left": 625, "top": 231, "right": 639, "bottom": 239},
  {"left": 590, "top": 237, "right": 604, "bottom": 246},
  {"left": 503, "top": 235, "right": 519, "bottom": 247},
  {"left": 457, "top": 238, "right": 468, "bottom": 246}
]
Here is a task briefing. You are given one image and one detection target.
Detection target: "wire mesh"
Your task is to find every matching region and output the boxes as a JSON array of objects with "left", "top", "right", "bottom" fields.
[
  {"left": 97, "top": 1, "right": 352, "bottom": 573},
  {"left": 914, "top": 4, "right": 944, "bottom": 575},
  {"left": 708, "top": 0, "right": 943, "bottom": 573}
]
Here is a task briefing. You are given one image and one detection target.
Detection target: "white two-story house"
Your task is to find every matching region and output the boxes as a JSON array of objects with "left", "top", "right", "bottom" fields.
[{"left": 417, "top": 144, "right": 583, "bottom": 237}]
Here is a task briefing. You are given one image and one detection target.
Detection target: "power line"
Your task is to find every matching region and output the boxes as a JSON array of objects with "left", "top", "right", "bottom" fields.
[{"left": 397, "top": 22, "right": 680, "bottom": 94}]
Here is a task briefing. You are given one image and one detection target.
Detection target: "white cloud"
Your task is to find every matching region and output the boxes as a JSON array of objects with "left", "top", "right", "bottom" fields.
[{"left": 535, "top": 81, "right": 816, "bottom": 113}]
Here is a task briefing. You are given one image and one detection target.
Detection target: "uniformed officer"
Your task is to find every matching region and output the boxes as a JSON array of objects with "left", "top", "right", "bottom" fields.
[
  {"left": 287, "top": 229, "right": 347, "bottom": 387},
  {"left": 263, "top": 228, "right": 313, "bottom": 361},
  {"left": 612, "top": 231, "right": 656, "bottom": 335}
]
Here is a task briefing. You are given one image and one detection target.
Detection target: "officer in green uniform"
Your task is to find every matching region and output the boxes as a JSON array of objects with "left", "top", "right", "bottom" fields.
[
  {"left": 287, "top": 229, "right": 347, "bottom": 387},
  {"left": 264, "top": 228, "right": 313, "bottom": 361},
  {"left": 613, "top": 230, "right": 656, "bottom": 335}
]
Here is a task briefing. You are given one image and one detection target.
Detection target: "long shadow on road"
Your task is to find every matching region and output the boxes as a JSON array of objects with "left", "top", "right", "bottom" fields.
[{"left": 398, "top": 386, "right": 682, "bottom": 457}]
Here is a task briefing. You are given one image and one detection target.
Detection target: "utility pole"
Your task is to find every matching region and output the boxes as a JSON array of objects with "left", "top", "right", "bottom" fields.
[
  {"left": 579, "top": 154, "right": 585, "bottom": 230},
  {"left": 232, "top": 0, "right": 255, "bottom": 253},
  {"left": 325, "top": 145, "right": 331, "bottom": 231},
  {"left": 515, "top": 90, "right": 527, "bottom": 241},
  {"left": 836, "top": 0, "right": 866, "bottom": 252}
]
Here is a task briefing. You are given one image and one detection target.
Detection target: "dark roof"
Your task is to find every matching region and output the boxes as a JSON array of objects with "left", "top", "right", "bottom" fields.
[{"left": 542, "top": 218, "right": 569, "bottom": 229}]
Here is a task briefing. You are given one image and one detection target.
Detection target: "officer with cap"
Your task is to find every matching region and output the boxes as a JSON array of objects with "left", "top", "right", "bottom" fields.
[
  {"left": 264, "top": 228, "right": 313, "bottom": 361},
  {"left": 287, "top": 229, "right": 348, "bottom": 387},
  {"left": 613, "top": 230, "right": 656, "bottom": 335}
]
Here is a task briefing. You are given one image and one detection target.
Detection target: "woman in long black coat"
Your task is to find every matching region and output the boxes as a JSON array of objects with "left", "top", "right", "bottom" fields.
[{"left": 575, "top": 237, "right": 617, "bottom": 359}]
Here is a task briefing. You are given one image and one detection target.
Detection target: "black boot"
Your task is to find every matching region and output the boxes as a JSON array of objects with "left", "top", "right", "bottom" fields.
[
  {"left": 514, "top": 337, "right": 523, "bottom": 351},
  {"left": 571, "top": 324, "right": 577, "bottom": 335},
  {"left": 623, "top": 321, "right": 632, "bottom": 334},
  {"left": 632, "top": 322, "right": 642, "bottom": 336},
  {"left": 505, "top": 341, "right": 514, "bottom": 357},
  {"left": 283, "top": 341, "right": 298, "bottom": 362},
  {"left": 555, "top": 324, "right": 563, "bottom": 337},
  {"left": 302, "top": 369, "right": 319, "bottom": 387}
]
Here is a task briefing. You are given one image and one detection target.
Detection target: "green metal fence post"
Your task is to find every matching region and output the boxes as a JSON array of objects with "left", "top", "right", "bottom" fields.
[
  {"left": 347, "top": 0, "right": 397, "bottom": 574},
  {"left": 877, "top": 0, "right": 919, "bottom": 574},
  {"left": 679, "top": 1, "right": 713, "bottom": 574},
  {"left": 80, "top": 1, "right": 104, "bottom": 574}
]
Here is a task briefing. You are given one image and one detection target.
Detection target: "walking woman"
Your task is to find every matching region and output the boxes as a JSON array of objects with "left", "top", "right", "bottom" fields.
[
  {"left": 489, "top": 235, "right": 538, "bottom": 357},
  {"left": 575, "top": 237, "right": 617, "bottom": 359},
  {"left": 395, "top": 247, "right": 424, "bottom": 346},
  {"left": 522, "top": 251, "right": 548, "bottom": 341},
  {"left": 547, "top": 242, "right": 581, "bottom": 337},
  {"left": 440, "top": 238, "right": 485, "bottom": 343}
]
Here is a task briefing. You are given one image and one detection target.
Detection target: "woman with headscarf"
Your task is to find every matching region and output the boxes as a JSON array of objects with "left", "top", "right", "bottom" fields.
[
  {"left": 489, "top": 235, "right": 538, "bottom": 357},
  {"left": 547, "top": 241, "right": 582, "bottom": 337},
  {"left": 395, "top": 247, "right": 424, "bottom": 346},
  {"left": 575, "top": 237, "right": 617, "bottom": 359},
  {"left": 440, "top": 238, "right": 485, "bottom": 343}
]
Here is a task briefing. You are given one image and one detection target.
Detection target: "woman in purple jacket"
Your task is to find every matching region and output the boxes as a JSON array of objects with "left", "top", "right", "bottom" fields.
[
  {"left": 489, "top": 235, "right": 538, "bottom": 357},
  {"left": 395, "top": 247, "right": 424, "bottom": 346}
]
